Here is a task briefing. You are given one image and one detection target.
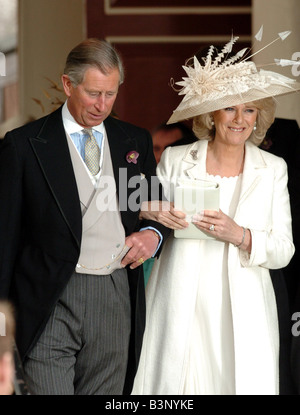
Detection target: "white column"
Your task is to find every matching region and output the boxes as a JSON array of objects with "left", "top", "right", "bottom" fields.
[{"left": 252, "top": 0, "right": 300, "bottom": 125}]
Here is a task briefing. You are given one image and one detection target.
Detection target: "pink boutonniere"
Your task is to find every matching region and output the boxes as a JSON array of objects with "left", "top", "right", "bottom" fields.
[
  {"left": 260, "top": 137, "right": 273, "bottom": 150},
  {"left": 126, "top": 150, "right": 139, "bottom": 164}
]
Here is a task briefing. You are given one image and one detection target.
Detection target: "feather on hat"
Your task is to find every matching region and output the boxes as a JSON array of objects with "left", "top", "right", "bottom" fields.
[{"left": 167, "top": 29, "right": 300, "bottom": 124}]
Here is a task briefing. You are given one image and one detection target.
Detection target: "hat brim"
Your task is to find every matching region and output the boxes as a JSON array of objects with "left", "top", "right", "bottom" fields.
[{"left": 167, "top": 83, "right": 300, "bottom": 124}]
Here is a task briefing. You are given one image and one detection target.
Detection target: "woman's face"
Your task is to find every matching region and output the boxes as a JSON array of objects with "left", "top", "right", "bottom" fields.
[{"left": 212, "top": 103, "right": 258, "bottom": 146}]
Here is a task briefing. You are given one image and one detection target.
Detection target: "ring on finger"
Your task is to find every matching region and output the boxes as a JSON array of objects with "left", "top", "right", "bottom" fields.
[
  {"left": 137, "top": 257, "right": 144, "bottom": 264},
  {"left": 209, "top": 224, "right": 215, "bottom": 231}
]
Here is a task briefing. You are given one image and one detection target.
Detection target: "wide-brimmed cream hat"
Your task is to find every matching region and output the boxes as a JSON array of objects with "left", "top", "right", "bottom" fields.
[{"left": 167, "top": 31, "right": 300, "bottom": 124}]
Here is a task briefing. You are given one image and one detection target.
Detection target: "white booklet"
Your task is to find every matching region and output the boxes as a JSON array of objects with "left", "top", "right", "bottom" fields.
[{"left": 174, "top": 178, "right": 220, "bottom": 239}]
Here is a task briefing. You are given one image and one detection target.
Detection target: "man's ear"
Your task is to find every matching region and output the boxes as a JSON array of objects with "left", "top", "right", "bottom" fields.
[
  {"left": 61, "top": 74, "right": 73, "bottom": 98},
  {"left": 0, "top": 352, "right": 15, "bottom": 395}
]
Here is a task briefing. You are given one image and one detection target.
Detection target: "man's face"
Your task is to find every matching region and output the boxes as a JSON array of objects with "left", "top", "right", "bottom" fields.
[{"left": 62, "top": 66, "right": 120, "bottom": 128}]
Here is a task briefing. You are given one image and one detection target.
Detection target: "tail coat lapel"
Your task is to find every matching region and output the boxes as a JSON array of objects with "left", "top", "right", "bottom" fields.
[
  {"left": 104, "top": 117, "right": 143, "bottom": 230},
  {"left": 28, "top": 107, "right": 82, "bottom": 248},
  {"left": 104, "top": 117, "right": 140, "bottom": 191}
]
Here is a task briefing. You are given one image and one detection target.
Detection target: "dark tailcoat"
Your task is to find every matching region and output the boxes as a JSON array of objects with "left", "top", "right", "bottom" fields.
[
  {"left": 0, "top": 106, "right": 170, "bottom": 393},
  {"left": 261, "top": 118, "right": 300, "bottom": 394}
]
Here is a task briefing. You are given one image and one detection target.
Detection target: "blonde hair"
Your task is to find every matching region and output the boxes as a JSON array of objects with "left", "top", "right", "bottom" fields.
[{"left": 192, "top": 97, "right": 276, "bottom": 146}]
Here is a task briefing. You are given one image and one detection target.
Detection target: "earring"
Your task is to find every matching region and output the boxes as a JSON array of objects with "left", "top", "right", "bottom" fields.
[
  {"left": 211, "top": 118, "right": 214, "bottom": 126},
  {"left": 253, "top": 122, "right": 257, "bottom": 131}
]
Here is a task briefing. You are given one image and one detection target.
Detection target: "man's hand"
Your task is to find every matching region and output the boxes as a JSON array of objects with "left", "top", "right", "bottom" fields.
[{"left": 121, "top": 229, "right": 160, "bottom": 269}]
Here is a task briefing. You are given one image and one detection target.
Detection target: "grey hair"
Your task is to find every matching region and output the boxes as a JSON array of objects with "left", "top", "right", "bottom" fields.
[
  {"left": 63, "top": 38, "right": 124, "bottom": 86},
  {"left": 192, "top": 97, "right": 276, "bottom": 146}
]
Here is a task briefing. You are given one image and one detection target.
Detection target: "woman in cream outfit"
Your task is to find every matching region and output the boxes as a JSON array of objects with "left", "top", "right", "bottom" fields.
[
  {"left": 133, "top": 136, "right": 293, "bottom": 395},
  {"left": 132, "top": 37, "right": 300, "bottom": 395}
]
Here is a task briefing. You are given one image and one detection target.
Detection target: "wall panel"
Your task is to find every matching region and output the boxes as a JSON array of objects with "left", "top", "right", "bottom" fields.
[{"left": 87, "top": 0, "right": 252, "bottom": 131}]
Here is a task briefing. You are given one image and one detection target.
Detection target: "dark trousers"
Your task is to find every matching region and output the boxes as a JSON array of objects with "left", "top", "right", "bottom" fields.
[{"left": 24, "top": 269, "right": 131, "bottom": 395}]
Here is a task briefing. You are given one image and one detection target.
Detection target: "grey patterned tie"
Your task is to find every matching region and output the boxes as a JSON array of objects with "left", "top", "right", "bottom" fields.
[{"left": 83, "top": 128, "right": 100, "bottom": 176}]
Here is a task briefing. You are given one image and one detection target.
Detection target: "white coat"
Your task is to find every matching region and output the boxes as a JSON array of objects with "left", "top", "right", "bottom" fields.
[{"left": 132, "top": 140, "right": 294, "bottom": 395}]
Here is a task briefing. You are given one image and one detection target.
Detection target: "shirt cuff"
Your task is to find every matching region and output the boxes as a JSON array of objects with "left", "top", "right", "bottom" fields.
[{"left": 140, "top": 226, "right": 163, "bottom": 257}]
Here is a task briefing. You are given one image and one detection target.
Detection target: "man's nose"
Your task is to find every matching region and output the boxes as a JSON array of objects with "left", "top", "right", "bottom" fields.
[{"left": 94, "top": 95, "right": 106, "bottom": 111}]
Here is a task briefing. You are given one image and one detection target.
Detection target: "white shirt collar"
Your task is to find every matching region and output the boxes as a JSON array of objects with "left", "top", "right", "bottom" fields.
[{"left": 62, "top": 101, "right": 105, "bottom": 136}]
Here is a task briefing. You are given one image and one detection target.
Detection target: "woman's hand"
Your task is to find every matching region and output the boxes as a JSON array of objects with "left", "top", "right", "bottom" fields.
[
  {"left": 192, "top": 209, "right": 251, "bottom": 252},
  {"left": 140, "top": 201, "right": 189, "bottom": 230}
]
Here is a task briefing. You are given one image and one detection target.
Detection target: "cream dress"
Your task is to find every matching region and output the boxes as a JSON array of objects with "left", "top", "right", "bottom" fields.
[
  {"left": 182, "top": 173, "right": 241, "bottom": 394},
  {"left": 133, "top": 173, "right": 242, "bottom": 395}
]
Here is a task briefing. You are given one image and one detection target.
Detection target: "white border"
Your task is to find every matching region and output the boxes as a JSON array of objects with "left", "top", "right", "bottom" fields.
[{"left": 104, "top": 0, "right": 251, "bottom": 15}]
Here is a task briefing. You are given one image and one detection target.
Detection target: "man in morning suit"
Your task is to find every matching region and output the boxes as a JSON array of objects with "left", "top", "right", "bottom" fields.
[{"left": 0, "top": 38, "right": 170, "bottom": 395}]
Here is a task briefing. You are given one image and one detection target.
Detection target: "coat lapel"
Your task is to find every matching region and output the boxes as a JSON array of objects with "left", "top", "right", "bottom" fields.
[
  {"left": 28, "top": 107, "right": 82, "bottom": 247},
  {"left": 178, "top": 140, "right": 268, "bottom": 215},
  {"left": 238, "top": 142, "right": 267, "bottom": 206},
  {"left": 182, "top": 140, "right": 208, "bottom": 180},
  {"left": 104, "top": 116, "right": 140, "bottom": 189},
  {"left": 181, "top": 140, "right": 267, "bottom": 200},
  {"left": 104, "top": 116, "right": 142, "bottom": 231}
]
